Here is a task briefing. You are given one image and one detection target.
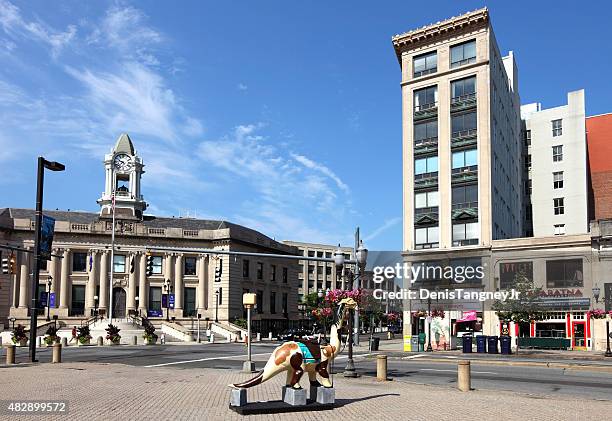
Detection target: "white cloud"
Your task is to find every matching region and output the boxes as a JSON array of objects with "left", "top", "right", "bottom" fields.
[
  {"left": 291, "top": 153, "right": 350, "bottom": 194},
  {"left": 0, "top": 0, "right": 76, "bottom": 57},
  {"left": 237, "top": 83, "right": 248, "bottom": 91},
  {"left": 363, "top": 217, "right": 402, "bottom": 242}
]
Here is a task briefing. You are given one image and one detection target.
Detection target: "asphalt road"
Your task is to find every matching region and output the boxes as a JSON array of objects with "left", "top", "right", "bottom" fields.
[{"left": 7, "top": 343, "right": 612, "bottom": 400}]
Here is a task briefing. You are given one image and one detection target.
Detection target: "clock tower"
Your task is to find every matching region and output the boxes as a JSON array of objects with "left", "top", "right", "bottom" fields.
[{"left": 97, "top": 133, "right": 148, "bottom": 220}]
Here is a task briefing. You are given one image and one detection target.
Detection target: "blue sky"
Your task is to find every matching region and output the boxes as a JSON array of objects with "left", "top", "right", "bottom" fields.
[{"left": 0, "top": 1, "right": 610, "bottom": 250}]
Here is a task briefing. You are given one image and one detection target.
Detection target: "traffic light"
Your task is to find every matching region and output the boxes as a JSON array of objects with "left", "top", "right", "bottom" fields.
[
  {"left": 146, "top": 252, "right": 154, "bottom": 277},
  {"left": 9, "top": 253, "right": 16, "bottom": 275},
  {"left": 215, "top": 259, "right": 222, "bottom": 282}
]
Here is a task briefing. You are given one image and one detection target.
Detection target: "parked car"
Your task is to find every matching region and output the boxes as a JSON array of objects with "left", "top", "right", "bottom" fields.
[{"left": 278, "top": 328, "right": 310, "bottom": 342}]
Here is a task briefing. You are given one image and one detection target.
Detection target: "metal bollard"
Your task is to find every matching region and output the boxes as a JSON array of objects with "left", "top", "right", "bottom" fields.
[
  {"left": 458, "top": 360, "right": 471, "bottom": 391},
  {"left": 376, "top": 355, "right": 388, "bottom": 381},
  {"left": 256, "top": 333, "right": 261, "bottom": 342},
  {"left": 268, "top": 332, "right": 273, "bottom": 341},
  {"left": 61, "top": 337, "right": 67, "bottom": 347},
  {"left": 97, "top": 336, "right": 104, "bottom": 346},
  {"left": 132, "top": 336, "right": 138, "bottom": 346},
  {"left": 52, "top": 343, "right": 62, "bottom": 364},
  {"left": 5, "top": 345, "right": 16, "bottom": 365},
  {"left": 209, "top": 333, "right": 215, "bottom": 343},
  {"left": 37, "top": 337, "right": 42, "bottom": 348}
]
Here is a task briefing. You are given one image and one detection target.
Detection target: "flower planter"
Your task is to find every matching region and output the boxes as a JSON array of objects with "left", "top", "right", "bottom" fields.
[
  {"left": 18, "top": 339, "right": 28, "bottom": 347},
  {"left": 108, "top": 338, "right": 121, "bottom": 346},
  {"left": 144, "top": 337, "right": 158, "bottom": 345},
  {"left": 77, "top": 338, "right": 91, "bottom": 346}
]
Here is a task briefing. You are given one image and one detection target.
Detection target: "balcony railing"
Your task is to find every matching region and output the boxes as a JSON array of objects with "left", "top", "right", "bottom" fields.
[
  {"left": 415, "top": 242, "right": 439, "bottom": 250},
  {"left": 451, "top": 128, "right": 477, "bottom": 149},
  {"left": 451, "top": 92, "right": 477, "bottom": 112},
  {"left": 451, "top": 166, "right": 478, "bottom": 184},
  {"left": 452, "top": 238, "right": 479, "bottom": 247},
  {"left": 413, "top": 102, "right": 438, "bottom": 121},
  {"left": 413, "top": 67, "right": 437, "bottom": 78},
  {"left": 414, "top": 137, "right": 438, "bottom": 156},
  {"left": 414, "top": 172, "right": 438, "bottom": 190}
]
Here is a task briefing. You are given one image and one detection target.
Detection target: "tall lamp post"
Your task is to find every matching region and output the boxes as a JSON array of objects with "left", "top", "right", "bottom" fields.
[
  {"left": 215, "top": 289, "right": 220, "bottom": 323},
  {"left": 29, "top": 156, "right": 65, "bottom": 363},
  {"left": 164, "top": 279, "right": 172, "bottom": 322},
  {"left": 45, "top": 277, "right": 52, "bottom": 322},
  {"left": 317, "top": 289, "right": 328, "bottom": 344},
  {"left": 335, "top": 240, "right": 368, "bottom": 378},
  {"left": 592, "top": 286, "right": 612, "bottom": 357}
]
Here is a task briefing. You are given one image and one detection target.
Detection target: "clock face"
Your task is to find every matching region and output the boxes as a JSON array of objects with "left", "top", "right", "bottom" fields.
[{"left": 113, "top": 153, "right": 133, "bottom": 171}]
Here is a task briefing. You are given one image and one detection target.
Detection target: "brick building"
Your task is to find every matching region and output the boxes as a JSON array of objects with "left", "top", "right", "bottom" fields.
[{"left": 586, "top": 113, "right": 612, "bottom": 220}]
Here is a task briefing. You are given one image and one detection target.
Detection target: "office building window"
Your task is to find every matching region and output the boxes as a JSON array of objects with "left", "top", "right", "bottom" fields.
[
  {"left": 282, "top": 267, "right": 288, "bottom": 283},
  {"left": 525, "top": 154, "right": 532, "bottom": 171},
  {"left": 524, "top": 130, "right": 531, "bottom": 146},
  {"left": 554, "top": 198, "right": 564, "bottom": 215},
  {"left": 546, "top": 259, "right": 583, "bottom": 288},
  {"left": 552, "top": 119, "right": 562, "bottom": 137},
  {"left": 452, "top": 222, "right": 479, "bottom": 246},
  {"left": 243, "top": 259, "right": 250, "bottom": 278},
  {"left": 151, "top": 256, "right": 162, "bottom": 274},
  {"left": 113, "top": 255, "right": 126, "bottom": 273},
  {"left": 72, "top": 252, "right": 87, "bottom": 272},
  {"left": 450, "top": 257, "right": 482, "bottom": 284},
  {"left": 256, "top": 290, "right": 264, "bottom": 314},
  {"left": 414, "top": 120, "right": 438, "bottom": 142},
  {"left": 270, "top": 291, "right": 276, "bottom": 314},
  {"left": 415, "top": 226, "right": 439, "bottom": 249},
  {"left": 452, "top": 148, "right": 478, "bottom": 169},
  {"left": 257, "top": 262, "right": 263, "bottom": 279},
  {"left": 450, "top": 39, "right": 476, "bottom": 68},
  {"left": 451, "top": 76, "right": 476, "bottom": 100},
  {"left": 184, "top": 257, "right": 196, "bottom": 276},
  {"left": 451, "top": 111, "right": 477, "bottom": 137},
  {"left": 500, "top": 262, "right": 533, "bottom": 289},
  {"left": 415, "top": 156, "right": 438, "bottom": 175},
  {"left": 452, "top": 184, "right": 478, "bottom": 209},
  {"left": 271, "top": 264, "right": 276, "bottom": 281},
  {"left": 553, "top": 171, "right": 563, "bottom": 189},
  {"left": 282, "top": 293, "right": 288, "bottom": 315},
  {"left": 413, "top": 51, "right": 437, "bottom": 77},
  {"left": 415, "top": 190, "right": 439, "bottom": 209},
  {"left": 413, "top": 86, "right": 438, "bottom": 111},
  {"left": 553, "top": 145, "right": 563, "bottom": 162},
  {"left": 554, "top": 224, "right": 566, "bottom": 235}
]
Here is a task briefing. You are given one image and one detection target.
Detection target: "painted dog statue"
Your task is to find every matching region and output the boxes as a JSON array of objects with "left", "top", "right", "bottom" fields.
[{"left": 230, "top": 297, "right": 357, "bottom": 389}]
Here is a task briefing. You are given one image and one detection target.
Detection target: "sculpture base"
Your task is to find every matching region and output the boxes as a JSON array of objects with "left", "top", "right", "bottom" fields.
[
  {"left": 282, "top": 386, "right": 307, "bottom": 406},
  {"left": 229, "top": 388, "right": 247, "bottom": 407},
  {"left": 229, "top": 401, "right": 334, "bottom": 415},
  {"left": 310, "top": 386, "right": 335, "bottom": 404}
]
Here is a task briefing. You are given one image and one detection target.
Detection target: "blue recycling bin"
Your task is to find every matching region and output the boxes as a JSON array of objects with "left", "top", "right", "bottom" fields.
[
  {"left": 487, "top": 335, "right": 499, "bottom": 354},
  {"left": 500, "top": 335, "right": 512, "bottom": 355},
  {"left": 462, "top": 335, "right": 472, "bottom": 353},
  {"left": 476, "top": 335, "right": 487, "bottom": 353}
]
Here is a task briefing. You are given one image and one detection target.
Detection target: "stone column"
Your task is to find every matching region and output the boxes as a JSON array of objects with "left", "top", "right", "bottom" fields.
[
  {"left": 18, "top": 250, "right": 30, "bottom": 309},
  {"left": 197, "top": 254, "right": 208, "bottom": 312},
  {"left": 127, "top": 253, "right": 137, "bottom": 311},
  {"left": 49, "top": 249, "right": 59, "bottom": 295},
  {"left": 85, "top": 250, "right": 98, "bottom": 314},
  {"left": 59, "top": 249, "right": 71, "bottom": 310},
  {"left": 174, "top": 254, "right": 183, "bottom": 313},
  {"left": 99, "top": 251, "right": 109, "bottom": 312},
  {"left": 138, "top": 252, "right": 147, "bottom": 314}
]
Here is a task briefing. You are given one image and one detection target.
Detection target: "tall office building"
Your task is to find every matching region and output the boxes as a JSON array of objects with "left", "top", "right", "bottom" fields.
[
  {"left": 521, "top": 90, "right": 589, "bottom": 237},
  {"left": 393, "top": 7, "right": 522, "bottom": 252}
]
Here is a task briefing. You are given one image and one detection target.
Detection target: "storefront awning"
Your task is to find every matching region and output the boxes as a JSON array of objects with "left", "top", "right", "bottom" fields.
[{"left": 456, "top": 310, "right": 477, "bottom": 323}]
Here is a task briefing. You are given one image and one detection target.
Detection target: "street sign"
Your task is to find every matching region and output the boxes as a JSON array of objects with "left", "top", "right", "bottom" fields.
[
  {"left": 40, "top": 292, "right": 47, "bottom": 307},
  {"left": 169, "top": 294, "right": 175, "bottom": 309},
  {"left": 40, "top": 215, "right": 55, "bottom": 261},
  {"left": 49, "top": 293, "right": 56, "bottom": 308}
]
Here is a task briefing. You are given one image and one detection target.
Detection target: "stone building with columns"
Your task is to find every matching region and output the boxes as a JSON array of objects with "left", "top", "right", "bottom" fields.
[{"left": 0, "top": 134, "right": 300, "bottom": 329}]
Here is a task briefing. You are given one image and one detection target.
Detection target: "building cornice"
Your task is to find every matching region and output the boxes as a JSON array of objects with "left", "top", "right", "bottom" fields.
[{"left": 391, "top": 8, "right": 489, "bottom": 62}]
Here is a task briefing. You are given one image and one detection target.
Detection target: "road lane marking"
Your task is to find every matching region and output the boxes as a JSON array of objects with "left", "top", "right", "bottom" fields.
[
  {"left": 403, "top": 354, "right": 427, "bottom": 359},
  {"left": 420, "top": 368, "right": 498, "bottom": 374},
  {"left": 145, "top": 353, "right": 271, "bottom": 368}
]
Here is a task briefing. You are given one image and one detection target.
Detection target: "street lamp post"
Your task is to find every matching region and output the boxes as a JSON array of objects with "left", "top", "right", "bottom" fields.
[
  {"left": 426, "top": 297, "right": 433, "bottom": 352},
  {"left": 94, "top": 295, "right": 99, "bottom": 318},
  {"left": 592, "top": 286, "right": 612, "bottom": 357},
  {"left": 46, "top": 277, "right": 52, "bottom": 322},
  {"left": 164, "top": 279, "right": 172, "bottom": 322},
  {"left": 335, "top": 240, "right": 368, "bottom": 379},
  {"left": 29, "top": 156, "right": 65, "bottom": 363},
  {"left": 215, "top": 289, "right": 220, "bottom": 323},
  {"left": 317, "top": 289, "right": 327, "bottom": 344}
]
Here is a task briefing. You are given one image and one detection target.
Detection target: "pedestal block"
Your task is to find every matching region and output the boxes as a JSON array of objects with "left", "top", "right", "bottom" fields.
[
  {"left": 309, "top": 386, "right": 335, "bottom": 404},
  {"left": 230, "top": 388, "right": 247, "bottom": 407},
  {"left": 281, "top": 387, "right": 307, "bottom": 406}
]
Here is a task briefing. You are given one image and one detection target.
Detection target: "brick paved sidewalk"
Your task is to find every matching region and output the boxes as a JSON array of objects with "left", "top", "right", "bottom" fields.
[{"left": 1, "top": 362, "right": 610, "bottom": 420}]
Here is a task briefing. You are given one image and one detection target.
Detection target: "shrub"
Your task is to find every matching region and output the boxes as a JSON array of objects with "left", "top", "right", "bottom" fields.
[
  {"left": 11, "top": 324, "right": 27, "bottom": 344},
  {"left": 44, "top": 326, "right": 59, "bottom": 345},
  {"left": 77, "top": 326, "right": 92, "bottom": 344},
  {"left": 105, "top": 324, "right": 121, "bottom": 344},
  {"left": 143, "top": 324, "right": 158, "bottom": 342}
]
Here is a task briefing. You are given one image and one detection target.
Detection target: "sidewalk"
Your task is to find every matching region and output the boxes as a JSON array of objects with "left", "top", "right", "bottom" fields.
[{"left": 1, "top": 362, "right": 610, "bottom": 420}]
